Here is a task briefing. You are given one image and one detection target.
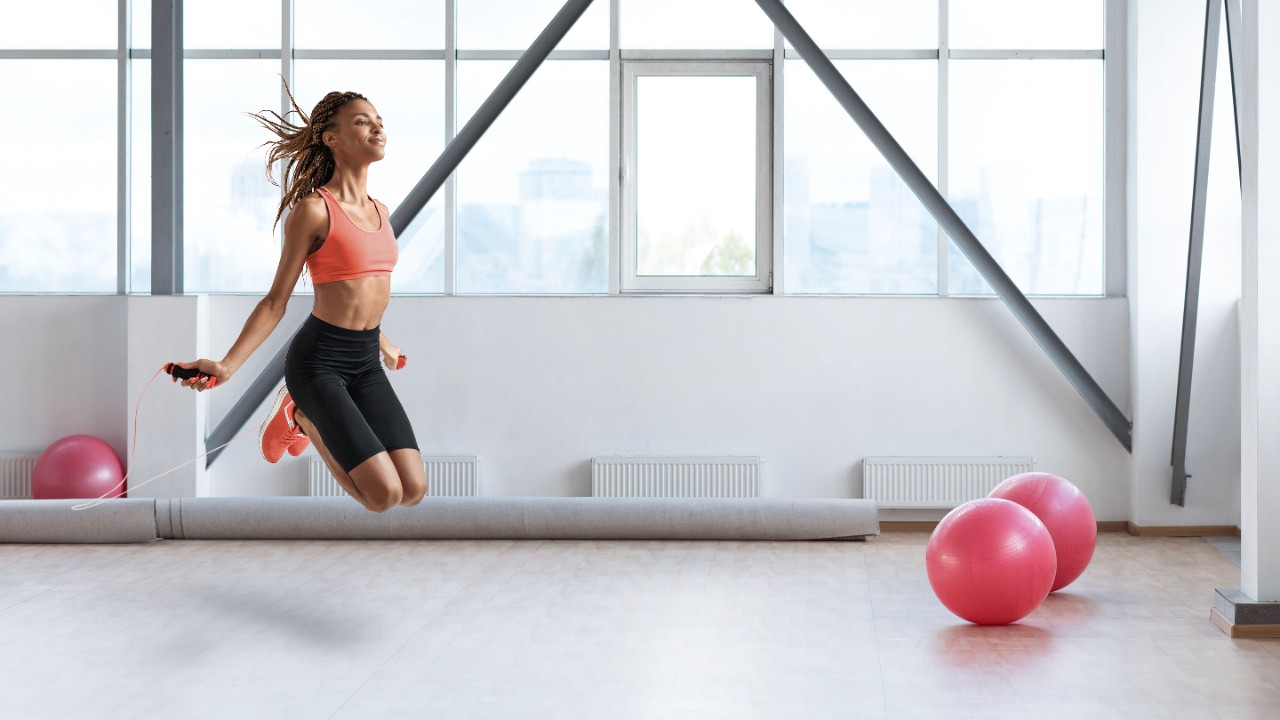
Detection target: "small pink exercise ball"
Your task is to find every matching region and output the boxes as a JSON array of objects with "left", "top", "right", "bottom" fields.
[
  {"left": 990, "top": 472, "right": 1096, "bottom": 591},
  {"left": 926, "top": 498, "right": 1057, "bottom": 625},
  {"left": 32, "top": 435, "right": 125, "bottom": 500}
]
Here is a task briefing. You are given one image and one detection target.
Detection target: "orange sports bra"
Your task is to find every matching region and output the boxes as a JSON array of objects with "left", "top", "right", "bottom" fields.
[{"left": 306, "top": 186, "right": 398, "bottom": 284}]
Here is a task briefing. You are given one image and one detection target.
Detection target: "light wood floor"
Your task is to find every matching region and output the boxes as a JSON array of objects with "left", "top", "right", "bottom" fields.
[{"left": 1, "top": 532, "right": 1276, "bottom": 719}]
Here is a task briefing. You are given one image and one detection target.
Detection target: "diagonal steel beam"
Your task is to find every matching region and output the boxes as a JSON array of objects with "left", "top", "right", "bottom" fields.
[
  {"left": 205, "top": 0, "right": 597, "bottom": 466},
  {"left": 1172, "top": 0, "right": 1231, "bottom": 505},
  {"left": 752, "top": 0, "right": 1132, "bottom": 452}
]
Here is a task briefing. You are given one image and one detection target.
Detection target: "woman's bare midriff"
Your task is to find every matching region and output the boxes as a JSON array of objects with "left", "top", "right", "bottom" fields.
[{"left": 311, "top": 276, "right": 391, "bottom": 331}]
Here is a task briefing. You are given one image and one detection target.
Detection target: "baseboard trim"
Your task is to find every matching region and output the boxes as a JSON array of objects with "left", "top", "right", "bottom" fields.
[
  {"left": 878, "top": 521, "right": 939, "bottom": 532},
  {"left": 1126, "top": 523, "right": 1241, "bottom": 537},
  {"left": 880, "top": 520, "right": 1131, "bottom": 533},
  {"left": 1211, "top": 607, "right": 1280, "bottom": 638}
]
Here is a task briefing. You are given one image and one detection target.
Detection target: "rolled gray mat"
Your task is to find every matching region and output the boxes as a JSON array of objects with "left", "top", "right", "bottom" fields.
[
  {"left": 164, "top": 497, "right": 879, "bottom": 540},
  {"left": 0, "top": 499, "right": 160, "bottom": 544},
  {"left": 0, "top": 497, "right": 879, "bottom": 543}
]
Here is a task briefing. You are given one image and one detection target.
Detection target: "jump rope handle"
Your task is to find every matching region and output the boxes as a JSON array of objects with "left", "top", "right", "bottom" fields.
[
  {"left": 396, "top": 355, "right": 407, "bottom": 370},
  {"left": 164, "top": 362, "right": 218, "bottom": 389}
]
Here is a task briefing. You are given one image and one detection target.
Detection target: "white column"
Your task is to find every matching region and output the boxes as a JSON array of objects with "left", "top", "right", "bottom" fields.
[
  {"left": 1240, "top": 0, "right": 1280, "bottom": 601},
  {"left": 125, "top": 295, "right": 208, "bottom": 498}
]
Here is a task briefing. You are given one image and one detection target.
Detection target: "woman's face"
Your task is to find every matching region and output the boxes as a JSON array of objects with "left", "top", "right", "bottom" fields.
[{"left": 324, "top": 99, "right": 386, "bottom": 164}]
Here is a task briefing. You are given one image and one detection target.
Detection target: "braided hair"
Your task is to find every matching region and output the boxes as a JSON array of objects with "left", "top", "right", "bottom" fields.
[{"left": 249, "top": 80, "right": 368, "bottom": 230}]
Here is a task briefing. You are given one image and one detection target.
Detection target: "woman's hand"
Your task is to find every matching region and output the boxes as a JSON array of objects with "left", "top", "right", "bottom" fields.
[
  {"left": 380, "top": 340, "right": 403, "bottom": 371},
  {"left": 175, "top": 359, "right": 230, "bottom": 391}
]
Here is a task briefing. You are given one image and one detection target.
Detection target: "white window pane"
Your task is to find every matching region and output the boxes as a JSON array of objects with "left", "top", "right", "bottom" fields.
[
  {"left": 184, "top": 0, "right": 279, "bottom": 50},
  {"left": 948, "top": 60, "right": 1104, "bottom": 296},
  {"left": 784, "top": 0, "right": 937, "bottom": 50},
  {"left": 184, "top": 61, "right": 281, "bottom": 293},
  {"left": 784, "top": 60, "right": 937, "bottom": 294},
  {"left": 295, "top": 61, "right": 447, "bottom": 294},
  {"left": 132, "top": 60, "right": 152, "bottom": 293},
  {"left": 623, "top": 0, "right": 774, "bottom": 49},
  {"left": 457, "top": 61, "right": 609, "bottom": 294},
  {"left": 296, "top": 0, "right": 444, "bottom": 49},
  {"left": 133, "top": 0, "right": 150, "bottom": 49},
  {"left": 635, "top": 75, "right": 757, "bottom": 278},
  {"left": 0, "top": 61, "right": 116, "bottom": 293},
  {"left": 0, "top": 4, "right": 116, "bottom": 49},
  {"left": 458, "top": 0, "right": 608, "bottom": 50},
  {"left": 951, "top": 0, "right": 1104, "bottom": 50}
]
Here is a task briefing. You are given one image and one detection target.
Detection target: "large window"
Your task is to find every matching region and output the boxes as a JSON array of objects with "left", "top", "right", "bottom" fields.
[
  {"left": 0, "top": 0, "right": 1111, "bottom": 297},
  {"left": 783, "top": 0, "right": 1106, "bottom": 296}
]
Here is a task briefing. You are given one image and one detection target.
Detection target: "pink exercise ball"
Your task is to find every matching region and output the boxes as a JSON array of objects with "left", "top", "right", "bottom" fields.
[
  {"left": 990, "top": 472, "right": 1096, "bottom": 591},
  {"left": 32, "top": 435, "right": 125, "bottom": 500},
  {"left": 926, "top": 498, "right": 1057, "bottom": 626}
]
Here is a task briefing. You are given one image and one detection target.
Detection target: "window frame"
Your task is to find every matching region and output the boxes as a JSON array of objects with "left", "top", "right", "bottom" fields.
[{"left": 620, "top": 60, "right": 774, "bottom": 294}]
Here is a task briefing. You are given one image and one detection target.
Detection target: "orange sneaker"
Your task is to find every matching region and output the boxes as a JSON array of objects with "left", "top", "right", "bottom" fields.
[
  {"left": 286, "top": 400, "right": 310, "bottom": 457},
  {"left": 259, "top": 386, "right": 308, "bottom": 463}
]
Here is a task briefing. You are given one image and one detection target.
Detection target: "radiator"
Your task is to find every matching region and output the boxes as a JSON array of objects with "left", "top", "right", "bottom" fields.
[
  {"left": 591, "top": 456, "right": 761, "bottom": 498},
  {"left": 0, "top": 454, "right": 37, "bottom": 499},
  {"left": 309, "top": 455, "right": 480, "bottom": 497},
  {"left": 863, "top": 456, "right": 1034, "bottom": 508}
]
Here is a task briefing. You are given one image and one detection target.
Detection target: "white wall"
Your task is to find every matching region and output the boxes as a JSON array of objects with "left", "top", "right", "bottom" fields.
[
  {"left": 203, "top": 295, "right": 1133, "bottom": 520},
  {"left": 1127, "top": 0, "right": 1243, "bottom": 527},
  {"left": 0, "top": 297, "right": 128, "bottom": 457}
]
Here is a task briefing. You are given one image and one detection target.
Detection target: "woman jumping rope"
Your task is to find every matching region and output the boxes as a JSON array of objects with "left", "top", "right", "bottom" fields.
[{"left": 176, "top": 86, "right": 426, "bottom": 512}]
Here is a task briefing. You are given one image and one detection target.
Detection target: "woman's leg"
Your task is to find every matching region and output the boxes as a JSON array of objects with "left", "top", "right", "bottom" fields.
[
  {"left": 348, "top": 368, "right": 426, "bottom": 506},
  {"left": 388, "top": 448, "right": 427, "bottom": 506},
  {"left": 294, "top": 408, "right": 403, "bottom": 512}
]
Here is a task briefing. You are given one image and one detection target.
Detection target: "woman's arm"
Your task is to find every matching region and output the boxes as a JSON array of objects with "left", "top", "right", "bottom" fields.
[
  {"left": 379, "top": 331, "right": 403, "bottom": 371},
  {"left": 177, "top": 196, "right": 324, "bottom": 390}
]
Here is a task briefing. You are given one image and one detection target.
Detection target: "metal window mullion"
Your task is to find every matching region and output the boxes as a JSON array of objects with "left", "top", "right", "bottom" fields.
[
  {"left": 949, "top": 49, "right": 1103, "bottom": 60},
  {"left": 445, "top": 0, "right": 456, "bottom": 295},
  {"left": 754, "top": 58, "right": 773, "bottom": 292},
  {"left": 458, "top": 49, "right": 605, "bottom": 60},
  {"left": 282, "top": 0, "right": 293, "bottom": 227},
  {"left": 771, "top": 18, "right": 784, "bottom": 295},
  {"left": 1105, "top": 0, "right": 1126, "bottom": 296},
  {"left": 182, "top": 49, "right": 283, "bottom": 60},
  {"left": 608, "top": 0, "right": 620, "bottom": 294},
  {"left": 0, "top": 50, "right": 117, "bottom": 59},
  {"left": 780, "top": 49, "right": 937, "bottom": 60},
  {"left": 938, "top": 0, "right": 949, "bottom": 296},
  {"left": 622, "top": 49, "right": 774, "bottom": 61},
  {"left": 292, "top": 49, "right": 446, "bottom": 60},
  {"left": 117, "top": 0, "right": 130, "bottom": 295}
]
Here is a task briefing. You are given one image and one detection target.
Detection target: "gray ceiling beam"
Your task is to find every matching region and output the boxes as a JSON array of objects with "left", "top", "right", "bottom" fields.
[{"left": 752, "top": 0, "right": 1133, "bottom": 452}]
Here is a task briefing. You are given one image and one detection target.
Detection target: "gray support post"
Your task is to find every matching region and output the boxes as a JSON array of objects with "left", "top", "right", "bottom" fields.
[
  {"left": 151, "top": 0, "right": 183, "bottom": 295},
  {"left": 1225, "top": 0, "right": 1244, "bottom": 183},
  {"left": 1171, "top": 0, "right": 1223, "bottom": 506},
  {"left": 205, "top": 0, "right": 596, "bottom": 465},
  {"left": 752, "top": 0, "right": 1133, "bottom": 452}
]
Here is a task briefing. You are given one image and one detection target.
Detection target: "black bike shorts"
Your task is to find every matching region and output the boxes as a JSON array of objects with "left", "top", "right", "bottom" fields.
[{"left": 284, "top": 314, "right": 419, "bottom": 473}]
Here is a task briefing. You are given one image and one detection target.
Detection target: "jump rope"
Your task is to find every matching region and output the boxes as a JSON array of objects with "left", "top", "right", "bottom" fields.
[{"left": 70, "top": 355, "right": 405, "bottom": 512}]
